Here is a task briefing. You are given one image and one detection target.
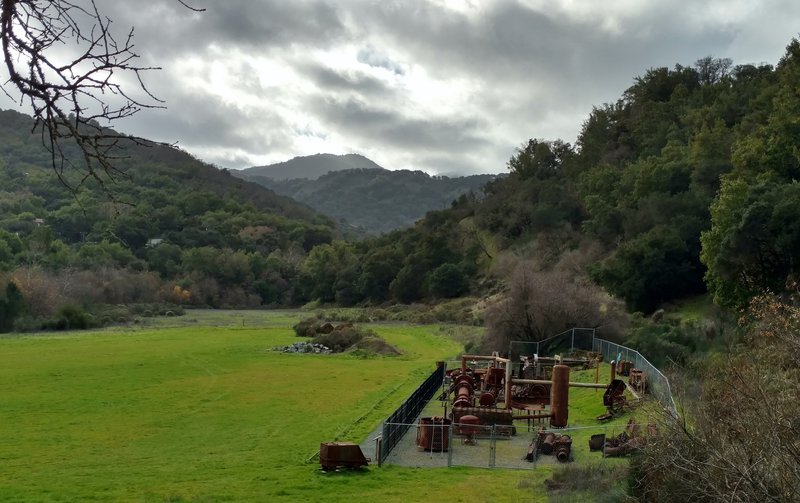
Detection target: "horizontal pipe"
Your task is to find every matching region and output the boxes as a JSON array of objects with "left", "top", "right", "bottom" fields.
[
  {"left": 462, "top": 354, "right": 510, "bottom": 363},
  {"left": 512, "top": 378, "right": 607, "bottom": 389},
  {"left": 462, "top": 354, "right": 510, "bottom": 373},
  {"left": 513, "top": 413, "right": 553, "bottom": 420}
]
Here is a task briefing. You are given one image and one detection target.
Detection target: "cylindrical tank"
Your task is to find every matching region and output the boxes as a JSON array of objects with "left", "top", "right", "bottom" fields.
[
  {"left": 550, "top": 364, "right": 570, "bottom": 428},
  {"left": 417, "top": 417, "right": 451, "bottom": 451}
]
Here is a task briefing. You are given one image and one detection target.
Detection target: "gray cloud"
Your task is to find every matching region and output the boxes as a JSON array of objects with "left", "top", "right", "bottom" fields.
[
  {"left": 314, "top": 96, "right": 490, "bottom": 151},
  {"left": 4, "top": 0, "right": 799, "bottom": 175},
  {"left": 301, "top": 64, "right": 392, "bottom": 98}
]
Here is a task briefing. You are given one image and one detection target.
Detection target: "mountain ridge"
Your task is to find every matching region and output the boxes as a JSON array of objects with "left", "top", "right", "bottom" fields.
[
  {"left": 240, "top": 153, "right": 384, "bottom": 181},
  {"left": 237, "top": 165, "right": 499, "bottom": 234}
]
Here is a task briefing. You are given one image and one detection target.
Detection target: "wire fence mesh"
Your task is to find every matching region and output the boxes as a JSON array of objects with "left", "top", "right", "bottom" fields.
[
  {"left": 593, "top": 338, "right": 677, "bottom": 417},
  {"left": 508, "top": 328, "right": 676, "bottom": 416},
  {"left": 380, "top": 421, "right": 642, "bottom": 469}
]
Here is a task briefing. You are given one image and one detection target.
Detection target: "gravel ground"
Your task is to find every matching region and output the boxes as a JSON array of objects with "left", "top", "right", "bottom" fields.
[{"left": 367, "top": 395, "right": 618, "bottom": 469}]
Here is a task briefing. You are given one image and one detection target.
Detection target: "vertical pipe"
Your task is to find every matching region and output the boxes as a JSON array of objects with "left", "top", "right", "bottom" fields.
[
  {"left": 610, "top": 360, "right": 616, "bottom": 382},
  {"left": 550, "top": 364, "right": 570, "bottom": 428},
  {"left": 504, "top": 359, "right": 512, "bottom": 410}
]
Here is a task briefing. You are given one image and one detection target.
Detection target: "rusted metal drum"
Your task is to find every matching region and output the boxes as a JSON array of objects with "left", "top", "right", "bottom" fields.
[
  {"left": 417, "top": 417, "right": 451, "bottom": 451},
  {"left": 589, "top": 433, "right": 606, "bottom": 451},
  {"left": 458, "top": 414, "right": 481, "bottom": 444}
]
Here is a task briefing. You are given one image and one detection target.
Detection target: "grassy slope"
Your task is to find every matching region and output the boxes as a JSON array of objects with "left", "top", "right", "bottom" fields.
[{"left": 0, "top": 312, "right": 551, "bottom": 503}]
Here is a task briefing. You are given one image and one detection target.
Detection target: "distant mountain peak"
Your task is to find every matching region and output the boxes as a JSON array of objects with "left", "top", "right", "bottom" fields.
[{"left": 240, "top": 153, "right": 385, "bottom": 180}]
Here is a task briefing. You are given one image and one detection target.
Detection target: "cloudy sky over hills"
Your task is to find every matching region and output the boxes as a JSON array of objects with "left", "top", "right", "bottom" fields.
[{"left": 3, "top": 0, "right": 799, "bottom": 175}]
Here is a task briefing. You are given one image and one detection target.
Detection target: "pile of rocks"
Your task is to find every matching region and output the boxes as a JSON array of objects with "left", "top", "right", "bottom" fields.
[{"left": 276, "top": 341, "right": 332, "bottom": 354}]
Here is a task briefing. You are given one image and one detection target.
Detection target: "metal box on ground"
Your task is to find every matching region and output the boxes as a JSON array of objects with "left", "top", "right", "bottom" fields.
[{"left": 319, "top": 442, "right": 369, "bottom": 471}]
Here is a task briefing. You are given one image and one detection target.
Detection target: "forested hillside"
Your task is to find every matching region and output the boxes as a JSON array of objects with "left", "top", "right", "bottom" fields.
[
  {"left": 4, "top": 40, "right": 800, "bottom": 336},
  {"left": 297, "top": 42, "right": 800, "bottom": 318},
  {"left": 242, "top": 167, "right": 498, "bottom": 234},
  {"left": 0, "top": 108, "right": 336, "bottom": 327}
]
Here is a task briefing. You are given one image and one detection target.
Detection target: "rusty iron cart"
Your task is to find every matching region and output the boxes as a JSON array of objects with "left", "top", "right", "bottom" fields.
[{"left": 319, "top": 442, "right": 370, "bottom": 471}]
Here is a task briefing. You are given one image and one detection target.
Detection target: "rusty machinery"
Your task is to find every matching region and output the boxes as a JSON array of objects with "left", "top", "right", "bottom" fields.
[
  {"left": 448, "top": 354, "right": 515, "bottom": 439},
  {"left": 526, "top": 429, "right": 573, "bottom": 463},
  {"left": 450, "top": 354, "right": 636, "bottom": 435},
  {"left": 629, "top": 368, "right": 647, "bottom": 394},
  {"left": 601, "top": 419, "right": 657, "bottom": 457}
]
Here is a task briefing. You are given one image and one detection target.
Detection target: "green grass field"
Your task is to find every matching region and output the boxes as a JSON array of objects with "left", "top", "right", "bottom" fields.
[{"left": 1, "top": 311, "right": 566, "bottom": 502}]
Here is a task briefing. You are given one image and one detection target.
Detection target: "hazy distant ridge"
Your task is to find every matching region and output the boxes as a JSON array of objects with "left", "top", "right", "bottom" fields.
[
  {"left": 240, "top": 153, "right": 384, "bottom": 180},
  {"left": 235, "top": 155, "right": 499, "bottom": 234}
]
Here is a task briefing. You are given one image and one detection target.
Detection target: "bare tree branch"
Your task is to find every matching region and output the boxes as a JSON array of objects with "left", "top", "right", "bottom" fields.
[{"left": 0, "top": 0, "right": 199, "bottom": 193}]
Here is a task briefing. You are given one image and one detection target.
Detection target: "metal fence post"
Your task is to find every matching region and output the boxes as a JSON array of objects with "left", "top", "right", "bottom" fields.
[
  {"left": 447, "top": 423, "right": 454, "bottom": 467},
  {"left": 489, "top": 425, "right": 496, "bottom": 468}
]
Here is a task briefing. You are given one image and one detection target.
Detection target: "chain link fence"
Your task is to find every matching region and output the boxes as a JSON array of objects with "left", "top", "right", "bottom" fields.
[
  {"left": 507, "top": 328, "right": 676, "bottom": 417},
  {"left": 509, "top": 328, "right": 597, "bottom": 366},
  {"left": 375, "top": 328, "right": 676, "bottom": 468},
  {"left": 380, "top": 421, "right": 643, "bottom": 469},
  {"left": 593, "top": 338, "right": 677, "bottom": 417}
]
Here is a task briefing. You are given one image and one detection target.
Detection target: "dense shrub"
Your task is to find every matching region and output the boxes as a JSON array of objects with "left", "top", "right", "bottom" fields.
[
  {"left": 312, "top": 326, "right": 376, "bottom": 353},
  {"left": 46, "top": 304, "right": 92, "bottom": 330},
  {"left": 631, "top": 293, "right": 800, "bottom": 502},
  {"left": 428, "top": 263, "right": 470, "bottom": 299},
  {"left": 293, "top": 315, "right": 323, "bottom": 337}
]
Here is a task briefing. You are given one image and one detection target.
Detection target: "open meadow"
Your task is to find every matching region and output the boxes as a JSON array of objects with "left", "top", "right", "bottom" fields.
[{"left": 0, "top": 310, "right": 566, "bottom": 503}]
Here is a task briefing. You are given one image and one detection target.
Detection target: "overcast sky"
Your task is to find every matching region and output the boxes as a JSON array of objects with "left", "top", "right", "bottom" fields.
[{"left": 4, "top": 0, "right": 800, "bottom": 175}]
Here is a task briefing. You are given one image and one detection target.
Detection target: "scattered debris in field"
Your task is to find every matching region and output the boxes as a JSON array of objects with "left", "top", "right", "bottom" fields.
[{"left": 275, "top": 342, "right": 332, "bottom": 354}]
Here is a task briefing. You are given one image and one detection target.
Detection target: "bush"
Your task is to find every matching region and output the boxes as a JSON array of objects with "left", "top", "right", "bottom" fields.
[
  {"left": 292, "top": 315, "right": 323, "bottom": 337},
  {"left": 631, "top": 293, "right": 800, "bottom": 502},
  {"left": 46, "top": 304, "right": 92, "bottom": 330},
  {"left": 312, "top": 326, "right": 375, "bottom": 353}
]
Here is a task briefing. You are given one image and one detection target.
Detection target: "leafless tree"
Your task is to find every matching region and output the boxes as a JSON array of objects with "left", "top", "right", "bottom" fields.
[
  {"left": 0, "top": 0, "right": 203, "bottom": 191},
  {"left": 481, "top": 258, "right": 628, "bottom": 352}
]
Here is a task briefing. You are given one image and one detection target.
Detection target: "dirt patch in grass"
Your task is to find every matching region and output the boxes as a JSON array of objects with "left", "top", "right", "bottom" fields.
[{"left": 349, "top": 335, "right": 402, "bottom": 356}]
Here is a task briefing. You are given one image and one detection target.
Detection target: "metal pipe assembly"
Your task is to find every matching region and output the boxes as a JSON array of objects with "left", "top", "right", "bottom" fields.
[{"left": 512, "top": 379, "right": 607, "bottom": 389}]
